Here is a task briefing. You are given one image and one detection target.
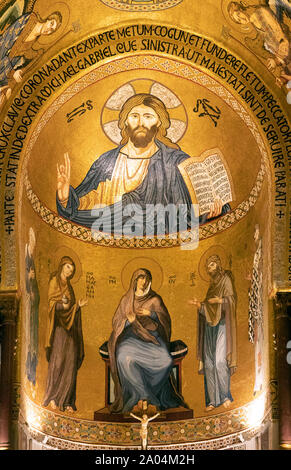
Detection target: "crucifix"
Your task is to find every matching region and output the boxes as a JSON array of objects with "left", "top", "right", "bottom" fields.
[{"left": 130, "top": 401, "right": 160, "bottom": 450}]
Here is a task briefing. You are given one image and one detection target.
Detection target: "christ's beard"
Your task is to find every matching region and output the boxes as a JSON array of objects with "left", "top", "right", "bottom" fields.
[{"left": 126, "top": 124, "right": 158, "bottom": 148}]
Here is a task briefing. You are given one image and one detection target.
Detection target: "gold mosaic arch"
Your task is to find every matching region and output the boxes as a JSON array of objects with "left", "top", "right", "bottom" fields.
[
  {"left": 21, "top": 54, "right": 268, "bottom": 248},
  {"left": 99, "top": 0, "right": 184, "bottom": 12},
  {"left": 0, "top": 0, "right": 289, "bottom": 453}
]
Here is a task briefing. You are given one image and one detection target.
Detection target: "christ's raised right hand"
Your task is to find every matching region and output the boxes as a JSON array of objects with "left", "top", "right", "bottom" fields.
[{"left": 57, "top": 152, "right": 70, "bottom": 204}]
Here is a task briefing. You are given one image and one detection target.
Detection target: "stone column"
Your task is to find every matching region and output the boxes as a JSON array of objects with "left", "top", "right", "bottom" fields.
[
  {"left": 274, "top": 292, "right": 291, "bottom": 449},
  {"left": 0, "top": 292, "right": 19, "bottom": 450}
]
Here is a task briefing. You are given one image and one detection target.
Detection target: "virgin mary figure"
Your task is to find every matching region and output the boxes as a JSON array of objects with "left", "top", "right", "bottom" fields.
[{"left": 108, "top": 268, "right": 187, "bottom": 414}]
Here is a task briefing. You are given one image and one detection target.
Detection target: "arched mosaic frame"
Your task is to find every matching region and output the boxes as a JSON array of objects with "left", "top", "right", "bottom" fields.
[{"left": 21, "top": 54, "right": 269, "bottom": 248}]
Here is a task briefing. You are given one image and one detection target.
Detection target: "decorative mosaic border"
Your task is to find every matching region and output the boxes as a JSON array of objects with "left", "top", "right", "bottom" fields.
[
  {"left": 21, "top": 392, "right": 269, "bottom": 448},
  {"left": 99, "top": 0, "right": 183, "bottom": 12},
  {"left": 18, "top": 418, "right": 262, "bottom": 450},
  {"left": 23, "top": 55, "right": 268, "bottom": 247}
]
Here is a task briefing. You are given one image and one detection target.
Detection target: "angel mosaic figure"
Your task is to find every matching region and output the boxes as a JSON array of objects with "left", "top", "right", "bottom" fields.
[
  {"left": 227, "top": 1, "right": 291, "bottom": 87},
  {"left": 0, "top": 9, "right": 62, "bottom": 107}
]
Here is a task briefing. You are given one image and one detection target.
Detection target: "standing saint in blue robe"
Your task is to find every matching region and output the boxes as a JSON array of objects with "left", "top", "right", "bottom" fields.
[
  {"left": 57, "top": 94, "right": 230, "bottom": 236},
  {"left": 107, "top": 268, "right": 187, "bottom": 414},
  {"left": 193, "top": 255, "right": 237, "bottom": 411}
]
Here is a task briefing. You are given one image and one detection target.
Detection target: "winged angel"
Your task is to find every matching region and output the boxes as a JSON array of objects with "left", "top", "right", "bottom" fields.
[
  {"left": 226, "top": 0, "right": 291, "bottom": 87},
  {"left": 0, "top": 0, "right": 74, "bottom": 108}
]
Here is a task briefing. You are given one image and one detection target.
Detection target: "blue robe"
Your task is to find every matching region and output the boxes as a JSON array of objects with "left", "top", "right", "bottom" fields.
[
  {"left": 108, "top": 269, "right": 187, "bottom": 414},
  {"left": 197, "top": 270, "right": 237, "bottom": 408},
  {"left": 57, "top": 140, "right": 230, "bottom": 235},
  {"left": 270, "top": 0, "right": 291, "bottom": 22},
  {"left": 116, "top": 318, "right": 184, "bottom": 412}
]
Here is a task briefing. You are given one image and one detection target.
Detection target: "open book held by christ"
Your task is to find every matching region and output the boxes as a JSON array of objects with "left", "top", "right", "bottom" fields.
[{"left": 178, "top": 148, "right": 234, "bottom": 216}]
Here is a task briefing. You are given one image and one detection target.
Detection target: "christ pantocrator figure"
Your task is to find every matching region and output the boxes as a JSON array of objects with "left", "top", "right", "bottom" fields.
[{"left": 56, "top": 93, "right": 230, "bottom": 233}]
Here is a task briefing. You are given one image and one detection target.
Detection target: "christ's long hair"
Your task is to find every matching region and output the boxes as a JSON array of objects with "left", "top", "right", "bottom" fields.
[{"left": 118, "top": 93, "right": 180, "bottom": 150}]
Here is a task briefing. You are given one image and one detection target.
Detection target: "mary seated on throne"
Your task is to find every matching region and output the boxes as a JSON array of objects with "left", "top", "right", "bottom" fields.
[{"left": 96, "top": 268, "right": 192, "bottom": 422}]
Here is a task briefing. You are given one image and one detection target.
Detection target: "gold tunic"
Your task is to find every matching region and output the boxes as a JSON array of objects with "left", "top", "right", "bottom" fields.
[{"left": 78, "top": 141, "right": 157, "bottom": 209}]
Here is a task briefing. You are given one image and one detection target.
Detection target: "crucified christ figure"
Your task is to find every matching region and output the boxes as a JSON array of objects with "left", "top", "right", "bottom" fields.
[{"left": 130, "top": 401, "right": 160, "bottom": 450}]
